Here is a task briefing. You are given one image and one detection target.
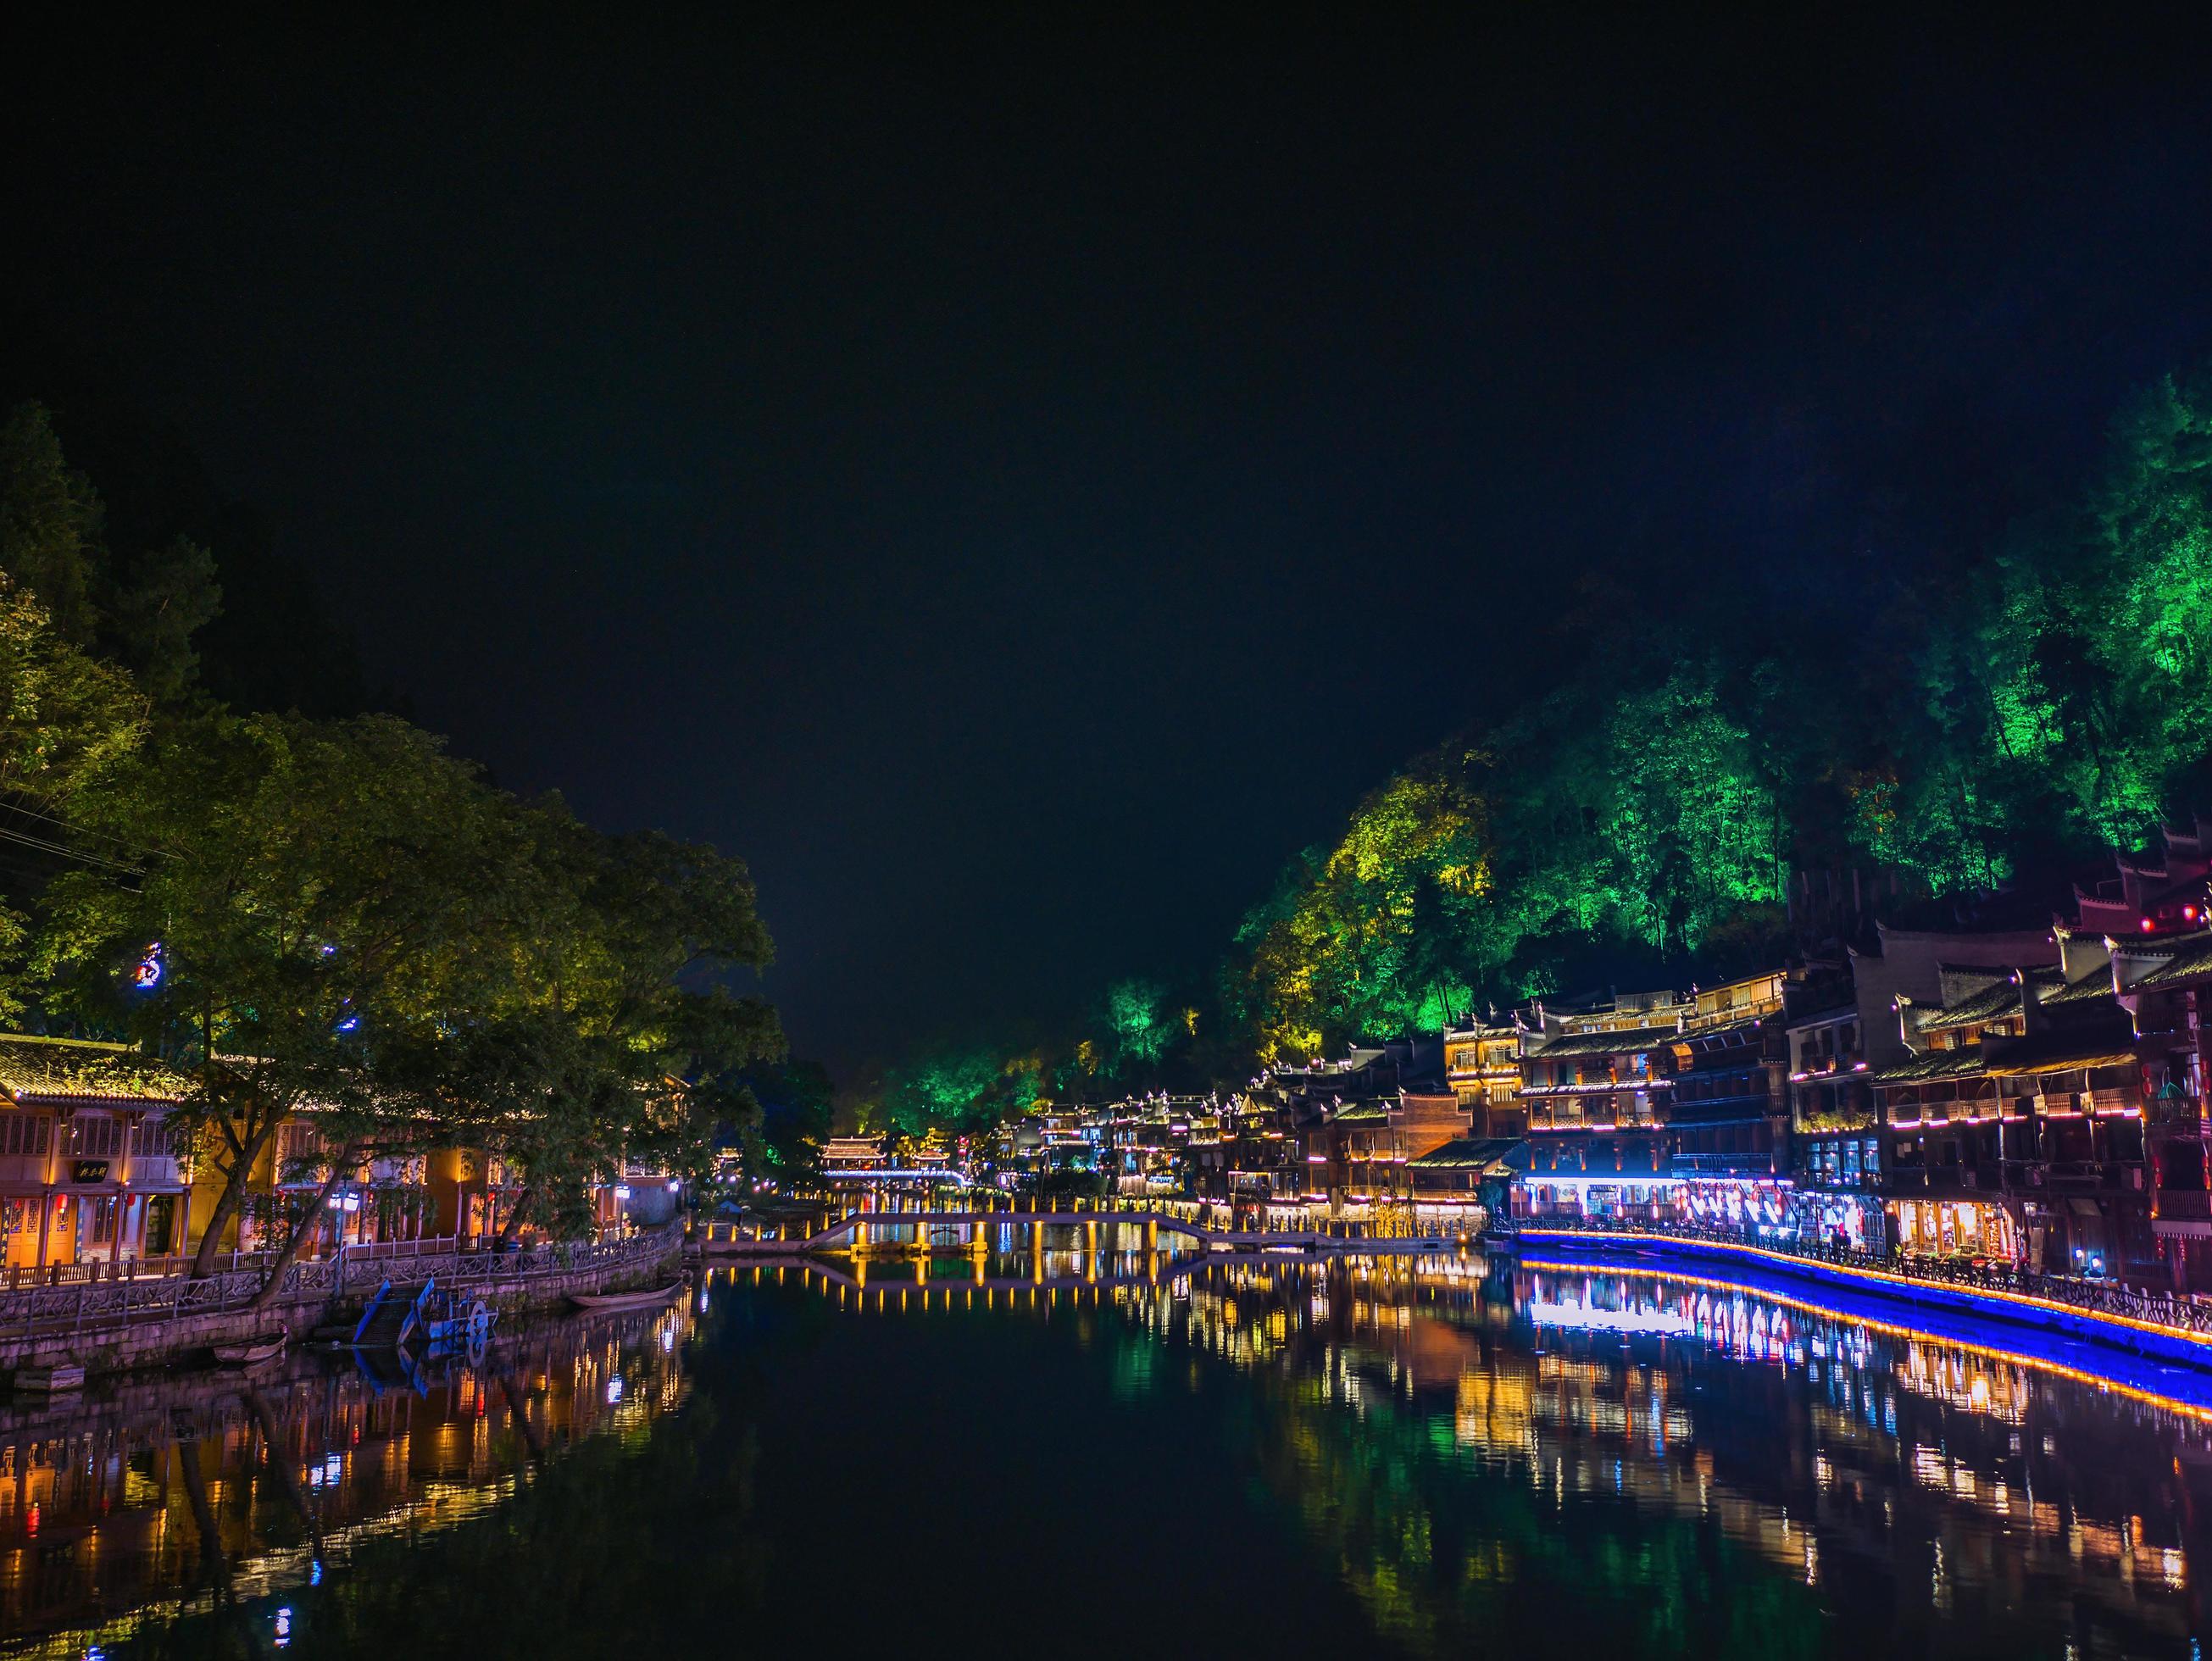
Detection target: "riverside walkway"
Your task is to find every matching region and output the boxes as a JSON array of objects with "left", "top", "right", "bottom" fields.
[
  {"left": 0, "top": 1228, "right": 680, "bottom": 1354},
  {"left": 1509, "top": 1218, "right": 2212, "bottom": 1364}
]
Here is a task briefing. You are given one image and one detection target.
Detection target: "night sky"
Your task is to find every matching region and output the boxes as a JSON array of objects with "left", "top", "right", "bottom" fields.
[{"left": 9, "top": 13, "right": 2212, "bottom": 1075}]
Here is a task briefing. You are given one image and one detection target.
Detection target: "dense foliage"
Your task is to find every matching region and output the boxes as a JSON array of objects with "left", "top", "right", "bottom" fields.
[
  {"left": 852, "top": 364, "right": 2212, "bottom": 1113},
  {"left": 1225, "top": 370, "right": 2212, "bottom": 1058},
  {"left": 0, "top": 402, "right": 783, "bottom": 1285}
]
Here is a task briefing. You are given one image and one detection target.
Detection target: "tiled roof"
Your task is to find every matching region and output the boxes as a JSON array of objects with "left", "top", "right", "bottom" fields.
[
  {"left": 2042, "top": 970, "right": 2119, "bottom": 1008},
  {"left": 1679, "top": 1014, "right": 1767, "bottom": 1042},
  {"left": 1408, "top": 1137, "right": 1526, "bottom": 1172},
  {"left": 1918, "top": 980, "right": 2023, "bottom": 1030},
  {"left": 1867, "top": 1048, "right": 1988, "bottom": 1085},
  {"left": 1528, "top": 1026, "right": 1682, "bottom": 1058},
  {"left": 1331, "top": 1102, "right": 1391, "bottom": 1124},
  {"left": 0, "top": 1036, "right": 186, "bottom": 1105},
  {"left": 2129, "top": 932, "right": 2212, "bottom": 992}
]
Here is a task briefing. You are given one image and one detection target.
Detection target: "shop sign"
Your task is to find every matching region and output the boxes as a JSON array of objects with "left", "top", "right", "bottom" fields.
[{"left": 70, "top": 1160, "right": 109, "bottom": 1184}]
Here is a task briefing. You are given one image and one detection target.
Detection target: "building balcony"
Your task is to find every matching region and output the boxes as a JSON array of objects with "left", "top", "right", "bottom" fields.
[
  {"left": 1878, "top": 1165, "right": 1998, "bottom": 1198},
  {"left": 2154, "top": 1189, "right": 2212, "bottom": 1236}
]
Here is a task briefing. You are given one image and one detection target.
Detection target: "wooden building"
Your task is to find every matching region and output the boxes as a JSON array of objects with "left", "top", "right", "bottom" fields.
[{"left": 0, "top": 1036, "right": 192, "bottom": 1272}]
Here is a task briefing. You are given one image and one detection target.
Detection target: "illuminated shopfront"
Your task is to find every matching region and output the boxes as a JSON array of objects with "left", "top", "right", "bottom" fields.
[
  {"left": 1515, "top": 1173, "right": 1679, "bottom": 1222},
  {"left": 1786, "top": 1188, "right": 1887, "bottom": 1253},
  {"left": 1679, "top": 1175, "right": 1790, "bottom": 1238},
  {"left": 1888, "top": 1197, "right": 2020, "bottom": 1264}
]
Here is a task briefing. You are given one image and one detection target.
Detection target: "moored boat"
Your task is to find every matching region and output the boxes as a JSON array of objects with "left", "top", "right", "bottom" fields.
[
  {"left": 569, "top": 1282, "right": 685, "bottom": 1314},
  {"left": 213, "top": 1330, "right": 288, "bottom": 1367}
]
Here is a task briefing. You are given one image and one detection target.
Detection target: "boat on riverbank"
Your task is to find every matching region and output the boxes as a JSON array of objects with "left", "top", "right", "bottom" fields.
[
  {"left": 569, "top": 1282, "right": 686, "bottom": 1314},
  {"left": 212, "top": 1330, "right": 287, "bottom": 1368}
]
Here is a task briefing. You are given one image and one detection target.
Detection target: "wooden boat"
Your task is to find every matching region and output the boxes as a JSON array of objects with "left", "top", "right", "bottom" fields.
[
  {"left": 213, "top": 1330, "right": 288, "bottom": 1368},
  {"left": 569, "top": 1282, "right": 685, "bottom": 1314}
]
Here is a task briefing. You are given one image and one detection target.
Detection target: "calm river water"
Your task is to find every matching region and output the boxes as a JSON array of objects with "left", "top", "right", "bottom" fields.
[{"left": 2, "top": 1248, "right": 2209, "bottom": 1657}]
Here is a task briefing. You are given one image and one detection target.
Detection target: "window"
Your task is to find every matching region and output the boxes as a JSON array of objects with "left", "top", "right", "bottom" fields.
[
  {"left": 138, "top": 1118, "right": 188, "bottom": 1158},
  {"left": 0, "top": 1115, "right": 51, "bottom": 1158},
  {"left": 276, "top": 1121, "right": 328, "bottom": 1165},
  {"left": 68, "top": 1115, "right": 124, "bottom": 1159}
]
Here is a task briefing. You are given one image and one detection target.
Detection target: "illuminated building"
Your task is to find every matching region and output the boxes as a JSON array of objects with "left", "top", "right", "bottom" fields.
[
  {"left": 1783, "top": 963, "right": 1884, "bottom": 1250},
  {"left": 1873, "top": 925, "right": 2151, "bottom": 1280},
  {"left": 1442, "top": 1019, "right": 1526, "bottom": 1136},
  {"left": 1514, "top": 992, "right": 1685, "bottom": 1223},
  {"left": 2108, "top": 872, "right": 2212, "bottom": 1289},
  {"left": 1510, "top": 974, "right": 1786, "bottom": 1227},
  {"left": 0, "top": 1036, "right": 192, "bottom": 1272},
  {"left": 1264, "top": 1036, "right": 1470, "bottom": 1203}
]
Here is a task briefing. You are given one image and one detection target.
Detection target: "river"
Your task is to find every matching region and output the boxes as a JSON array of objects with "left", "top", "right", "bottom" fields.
[{"left": 1, "top": 1249, "right": 2206, "bottom": 1657}]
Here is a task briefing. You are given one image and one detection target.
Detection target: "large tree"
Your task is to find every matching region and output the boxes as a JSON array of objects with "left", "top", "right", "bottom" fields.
[
  {"left": 35, "top": 713, "right": 528, "bottom": 1292},
  {"left": 411, "top": 802, "right": 783, "bottom": 1238}
]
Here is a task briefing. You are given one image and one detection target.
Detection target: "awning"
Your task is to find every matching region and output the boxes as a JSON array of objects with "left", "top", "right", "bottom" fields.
[
  {"left": 1408, "top": 1136, "right": 1525, "bottom": 1174},
  {"left": 1867, "top": 1048, "right": 1987, "bottom": 1085},
  {"left": 1984, "top": 1045, "right": 2140, "bottom": 1078}
]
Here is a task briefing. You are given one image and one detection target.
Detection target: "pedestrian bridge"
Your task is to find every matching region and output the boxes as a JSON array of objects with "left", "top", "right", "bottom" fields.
[{"left": 799, "top": 1209, "right": 1468, "bottom": 1256}]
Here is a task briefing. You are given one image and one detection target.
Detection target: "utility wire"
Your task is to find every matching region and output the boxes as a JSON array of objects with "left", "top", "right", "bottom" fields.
[{"left": 0, "top": 824, "right": 143, "bottom": 875}]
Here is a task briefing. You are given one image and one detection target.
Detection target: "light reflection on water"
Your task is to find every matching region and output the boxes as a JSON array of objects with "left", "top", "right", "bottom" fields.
[
  {"left": 0, "top": 1301, "right": 693, "bottom": 1658},
  {"left": 10, "top": 1251, "right": 2212, "bottom": 1658},
  {"left": 1112, "top": 1252, "right": 2212, "bottom": 1656}
]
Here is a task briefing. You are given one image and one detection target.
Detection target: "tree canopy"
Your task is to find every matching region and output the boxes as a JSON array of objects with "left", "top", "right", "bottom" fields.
[{"left": 0, "top": 404, "right": 786, "bottom": 1286}]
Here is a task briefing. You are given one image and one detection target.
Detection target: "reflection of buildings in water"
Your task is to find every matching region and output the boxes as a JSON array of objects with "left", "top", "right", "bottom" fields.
[
  {"left": 1090, "top": 1255, "right": 2208, "bottom": 1651},
  {"left": 0, "top": 1302, "right": 693, "bottom": 1655}
]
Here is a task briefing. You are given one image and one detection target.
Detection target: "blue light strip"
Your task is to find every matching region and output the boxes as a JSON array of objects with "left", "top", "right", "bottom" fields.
[{"left": 1515, "top": 1227, "right": 2212, "bottom": 1367}]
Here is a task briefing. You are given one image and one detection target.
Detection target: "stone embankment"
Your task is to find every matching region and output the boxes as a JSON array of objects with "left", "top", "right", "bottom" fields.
[{"left": 0, "top": 1230, "right": 682, "bottom": 1380}]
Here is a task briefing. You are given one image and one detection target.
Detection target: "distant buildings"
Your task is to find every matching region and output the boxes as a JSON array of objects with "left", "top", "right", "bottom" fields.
[{"left": 915, "top": 820, "right": 2212, "bottom": 1303}]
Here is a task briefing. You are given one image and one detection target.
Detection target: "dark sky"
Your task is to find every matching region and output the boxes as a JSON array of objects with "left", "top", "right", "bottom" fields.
[{"left": 9, "top": 12, "right": 2212, "bottom": 1074}]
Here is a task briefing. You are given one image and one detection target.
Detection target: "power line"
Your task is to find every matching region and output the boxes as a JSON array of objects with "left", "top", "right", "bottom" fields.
[{"left": 0, "top": 823, "right": 143, "bottom": 875}]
